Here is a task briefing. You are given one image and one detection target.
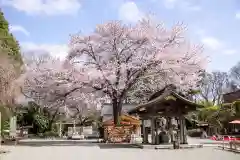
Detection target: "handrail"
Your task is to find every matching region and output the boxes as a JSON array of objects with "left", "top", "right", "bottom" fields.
[{"left": 222, "top": 140, "right": 240, "bottom": 152}]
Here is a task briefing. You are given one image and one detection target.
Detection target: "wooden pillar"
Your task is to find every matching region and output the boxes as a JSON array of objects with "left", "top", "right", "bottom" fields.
[
  {"left": 168, "top": 117, "right": 173, "bottom": 143},
  {"left": 151, "top": 117, "right": 156, "bottom": 145},
  {"left": 179, "top": 117, "right": 183, "bottom": 144},
  {"left": 179, "top": 116, "right": 187, "bottom": 144},
  {"left": 142, "top": 120, "right": 148, "bottom": 144},
  {"left": 104, "top": 127, "right": 108, "bottom": 142},
  {"left": 58, "top": 121, "right": 62, "bottom": 137},
  {"left": 136, "top": 124, "right": 141, "bottom": 136}
]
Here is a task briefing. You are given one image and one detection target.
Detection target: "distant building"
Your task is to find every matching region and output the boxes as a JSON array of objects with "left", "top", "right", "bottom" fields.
[{"left": 223, "top": 90, "right": 240, "bottom": 103}]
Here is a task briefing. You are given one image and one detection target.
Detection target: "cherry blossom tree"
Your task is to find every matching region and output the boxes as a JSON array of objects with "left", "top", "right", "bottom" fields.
[
  {"left": 20, "top": 54, "right": 101, "bottom": 129},
  {"left": 67, "top": 18, "right": 207, "bottom": 124},
  {"left": 0, "top": 47, "right": 20, "bottom": 107},
  {"left": 63, "top": 100, "right": 100, "bottom": 126}
]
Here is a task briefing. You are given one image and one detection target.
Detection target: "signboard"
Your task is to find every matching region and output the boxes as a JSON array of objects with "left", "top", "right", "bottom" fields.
[
  {"left": 68, "top": 127, "right": 73, "bottom": 136},
  {"left": 10, "top": 116, "right": 17, "bottom": 137},
  {"left": 83, "top": 126, "right": 93, "bottom": 135},
  {"left": 144, "top": 120, "right": 151, "bottom": 127}
]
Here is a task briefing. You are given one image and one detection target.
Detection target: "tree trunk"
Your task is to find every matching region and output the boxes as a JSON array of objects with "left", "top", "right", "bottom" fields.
[
  {"left": 46, "top": 108, "right": 60, "bottom": 131},
  {"left": 112, "top": 98, "right": 123, "bottom": 125}
]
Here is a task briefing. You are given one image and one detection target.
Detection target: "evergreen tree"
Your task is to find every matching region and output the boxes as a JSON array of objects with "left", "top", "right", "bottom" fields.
[{"left": 0, "top": 9, "right": 22, "bottom": 65}]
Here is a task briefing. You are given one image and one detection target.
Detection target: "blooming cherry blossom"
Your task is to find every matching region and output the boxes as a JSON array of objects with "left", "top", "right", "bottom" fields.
[
  {"left": 21, "top": 18, "right": 207, "bottom": 125},
  {"left": 67, "top": 18, "right": 207, "bottom": 124},
  {"left": 20, "top": 54, "right": 102, "bottom": 122}
]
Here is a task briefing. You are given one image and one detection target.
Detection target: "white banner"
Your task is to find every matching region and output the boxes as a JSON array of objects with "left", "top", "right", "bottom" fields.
[{"left": 83, "top": 126, "right": 93, "bottom": 135}]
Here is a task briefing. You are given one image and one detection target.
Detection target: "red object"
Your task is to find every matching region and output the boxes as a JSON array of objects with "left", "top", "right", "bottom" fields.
[
  {"left": 211, "top": 135, "right": 217, "bottom": 140},
  {"left": 235, "top": 137, "right": 240, "bottom": 141},
  {"left": 210, "top": 135, "right": 240, "bottom": 141},
  {"left": 223, "top": 136, "right": 238, "bottom": 141}
]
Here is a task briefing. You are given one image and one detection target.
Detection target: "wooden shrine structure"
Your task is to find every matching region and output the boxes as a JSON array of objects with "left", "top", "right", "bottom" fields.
[
  {"left": 103, "top": 115, "right": 141, "bottom": 143},
  {"left": 128, "top": 84, "right": 203, "bottom": 145}
]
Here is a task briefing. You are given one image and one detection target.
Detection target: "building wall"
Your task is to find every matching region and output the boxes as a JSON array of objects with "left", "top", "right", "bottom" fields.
[{"left": 101, "top": 104, "right": 137, "bottom": 122}]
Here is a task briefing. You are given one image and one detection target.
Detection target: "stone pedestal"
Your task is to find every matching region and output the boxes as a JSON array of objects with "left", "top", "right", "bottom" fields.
[{"left": 10, "top": 116, "right": 17, "bottom": 138}]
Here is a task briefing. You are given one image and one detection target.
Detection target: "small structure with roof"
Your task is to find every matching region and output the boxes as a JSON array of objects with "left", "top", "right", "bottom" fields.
[
  {"left": 223, "top": 90, "right": 240, "bottom": 134},
  {"left": 128, "top": 84, "right": 203, "bottom": 146}
]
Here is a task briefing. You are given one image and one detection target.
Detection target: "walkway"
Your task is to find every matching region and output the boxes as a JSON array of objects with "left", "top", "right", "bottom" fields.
[{"left": 1, "top": 145, "right": 239, "bottom": 160}]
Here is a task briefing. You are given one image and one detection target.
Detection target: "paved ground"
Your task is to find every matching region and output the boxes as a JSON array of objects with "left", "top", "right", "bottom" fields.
[
  {"left": 0, "top": 145, "right": 239, "bottom": 160},
  {"left": 187, "top": 137, "right": 228, "bottom": 144}
]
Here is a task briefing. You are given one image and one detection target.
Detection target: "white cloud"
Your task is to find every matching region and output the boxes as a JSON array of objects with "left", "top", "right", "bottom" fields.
[
  {"left": 1, "top": 0, "right": 81, "bottom": 16},
  {"left": 9, "top": 25, "right": 30, "bottom": 36},
  {"left": 222, "top": 49, "right": 237, "bottom": 55},
  {"left": 20, "top": 42, "right": 69, "bottom": 60},
  {"left": 236, "top": 12, "right": 240, "bottom": 19},
  {"left": 201, "top": 37, "right": 223, "bottom": 50},
  {"left": 118, "top": 1, "right": 143, "bottom": 23},
  {"left": 200, "top": 35, "right": 236, "bottom": 56}
]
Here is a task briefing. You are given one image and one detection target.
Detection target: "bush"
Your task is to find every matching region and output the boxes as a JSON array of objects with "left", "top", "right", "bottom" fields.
[{"left": 42, "top": 131, "right": 58, "bottom": 138}]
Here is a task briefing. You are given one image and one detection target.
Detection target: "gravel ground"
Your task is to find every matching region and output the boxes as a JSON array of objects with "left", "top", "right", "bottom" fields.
[{"left": 0, "top": 145, "right": 239, "bottom": 160}]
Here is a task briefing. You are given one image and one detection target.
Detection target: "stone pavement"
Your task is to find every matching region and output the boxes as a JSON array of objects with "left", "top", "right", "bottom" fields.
[
  {"left": 1, "top": 145, "right": 239, "bottom": 160},
  {"left": 187, "top": 137, "right": 228, "bottom": 144}
]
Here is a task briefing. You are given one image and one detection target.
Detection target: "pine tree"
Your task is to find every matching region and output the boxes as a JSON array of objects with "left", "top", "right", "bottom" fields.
[{"left": 0, "top": 9, "right": 22, "bottom": 65}]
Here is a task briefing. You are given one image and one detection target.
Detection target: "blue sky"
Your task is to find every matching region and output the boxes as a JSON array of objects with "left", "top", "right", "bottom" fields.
[{"left": 1, "top": 0, "right": 240, "bottom": 72}]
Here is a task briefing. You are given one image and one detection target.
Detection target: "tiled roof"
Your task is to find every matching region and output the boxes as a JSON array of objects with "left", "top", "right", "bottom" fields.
[{"left": 223, "top": 90, "right": 240, "bottom": 103}]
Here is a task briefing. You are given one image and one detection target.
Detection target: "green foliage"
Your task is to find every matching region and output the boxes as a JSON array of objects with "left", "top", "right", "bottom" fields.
[
  {"left": 0, "top": 10, "right": 22, "bottom": 64},
  {"left": 41, "top": 131, "right": 58, "bottom": 138},
  {"left": 17, "top": 102, "right": 50, "bottom": 134},
  {"left": 0, "top": 105, "right": 12, "bottom": 121},
  {"left": 187, "top": 89, "right": 201, "bottom": 96},
  {"left": 230, "top": 100, "right": 240, "bottom": 114},
  {"left": 0, "top": 106, "right": 11, "bottom": 138},
  {"left": 187, "top": 98, "right": 239, "bottom": 133}
]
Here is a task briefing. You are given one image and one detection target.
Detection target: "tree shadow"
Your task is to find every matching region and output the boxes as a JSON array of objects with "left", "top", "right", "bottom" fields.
[
  {"left": 3, "top": 140, "right": 99, "bottom": 147},
  {"left": 97, "top": 143, "right": 142, "bottom": 149},
  {"left": 3, "top": 141, "right": 142, "bottom": 149},
  {"left": 214, "top": 147, "right": 240, "bottom": 154}
]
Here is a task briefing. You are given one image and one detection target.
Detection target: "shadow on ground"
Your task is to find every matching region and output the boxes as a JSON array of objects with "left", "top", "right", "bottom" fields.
[
  {"left": 3, "top": 141, "right": 142, "bottom": 149},
  {"left": 4, "top": 141, "right": 98, "bottom": 147},
  {"left": 215, "top": 147, "right": 240, "bottom": 154},
  {"left": 97, "top": 143, "right": 141, "bottom": 149}
]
